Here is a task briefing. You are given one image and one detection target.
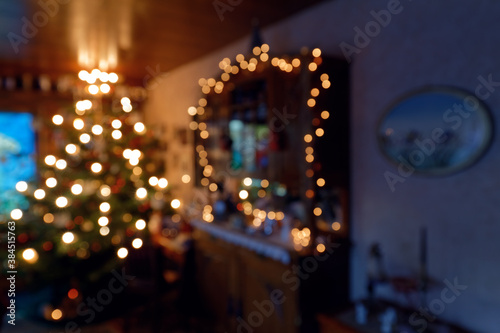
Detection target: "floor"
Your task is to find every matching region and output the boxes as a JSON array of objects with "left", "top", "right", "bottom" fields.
[
  {"left": 1, "top": 282, "right": 214, "bottom": 333},
  {"left": 0, "top": 295, "right": 212, "bottom": 333}
]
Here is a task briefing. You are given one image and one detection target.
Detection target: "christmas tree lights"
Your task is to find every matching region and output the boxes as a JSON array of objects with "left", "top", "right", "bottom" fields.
[{"left": 1, "top": 69, "right": 177, "bottom": 321}]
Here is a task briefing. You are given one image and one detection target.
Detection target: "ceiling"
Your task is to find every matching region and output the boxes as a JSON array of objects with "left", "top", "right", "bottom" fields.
[{"left": 0, "top": 0, "right": 326, "bottom": 84}]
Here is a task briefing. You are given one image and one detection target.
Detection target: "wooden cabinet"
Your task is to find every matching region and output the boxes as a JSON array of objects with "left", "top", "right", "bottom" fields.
[
  {"left": 190, "top": 52, "right": 351, "bottom": 332},
  {"left": 192, "top": 56, "right": 351, "bottom": 229},
  {"left": 195, "top": 235, "right": 236, "bottom": 332},
  {"left": 192, "top": 224, "right": 350, "bottom": 333}
]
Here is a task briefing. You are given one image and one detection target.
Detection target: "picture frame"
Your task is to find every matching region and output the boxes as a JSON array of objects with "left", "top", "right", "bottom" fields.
[{"left": 377, "top": 86, "right": 493, "bottom": 175}]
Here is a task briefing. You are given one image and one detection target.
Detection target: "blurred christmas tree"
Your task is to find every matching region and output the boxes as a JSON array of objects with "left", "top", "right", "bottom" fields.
[{"left": 1, "top": 69, "right": 176, "bottom": 321}]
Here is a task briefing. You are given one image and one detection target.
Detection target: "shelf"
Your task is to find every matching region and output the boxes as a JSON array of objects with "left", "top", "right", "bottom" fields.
[{"left": 190, "top": 219, "right": 294, "bottom": 264}]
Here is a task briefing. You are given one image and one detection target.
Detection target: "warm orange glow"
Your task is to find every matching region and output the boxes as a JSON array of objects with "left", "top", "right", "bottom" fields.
[
  {"left": 332, "top": 222, "right": 341, "bottom": 231},
  {"left": 317, "top": 178, "right": 326, "bottom": 187},
  {"left": 306, "top": 189, "right": 315, "bottom": 198},
  {"left": 308, "top": 63, "right": 318, "bottom": 71},
  {"left": 51, "top": 309, "right": 63, "bottom": 321},
  {"left": 306, "top": 169, "right": 314, "bottom": 178},
  {"left": 200, "top": 130, "right": 209, "bottom": 139},
  {"left": 68, "top": 289, "right": 79, "bottom": 300},
  {"left": 43, "top": 213, "right": 54, "bottom": 223}
]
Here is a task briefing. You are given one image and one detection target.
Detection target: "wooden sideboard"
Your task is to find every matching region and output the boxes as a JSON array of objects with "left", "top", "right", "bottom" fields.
[{"left": 191, "top": 221, "right": 350, "bottom": 333}]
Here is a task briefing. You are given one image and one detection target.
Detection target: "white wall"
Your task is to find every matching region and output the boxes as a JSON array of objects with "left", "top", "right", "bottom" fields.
[{"left": 146, "top": 1, "right": 500, "bottom": 331}]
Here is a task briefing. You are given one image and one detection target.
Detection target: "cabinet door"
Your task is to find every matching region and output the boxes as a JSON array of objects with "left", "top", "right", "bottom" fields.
[
  {"left": 195, "top": 238, "right": 237, "bottom": 332},
  {"left": 237, "top": 249, "right": 299, "bottom": 333}
]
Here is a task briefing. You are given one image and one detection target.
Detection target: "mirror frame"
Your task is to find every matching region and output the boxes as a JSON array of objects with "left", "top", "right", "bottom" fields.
[{"left": 377, "top": 86, "right": 494, "bottom": 176}]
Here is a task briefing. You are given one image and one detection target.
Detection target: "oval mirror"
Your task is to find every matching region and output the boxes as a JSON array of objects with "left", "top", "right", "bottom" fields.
[{"left": 378, "top": 86, "right": 493, "bottom": 175}]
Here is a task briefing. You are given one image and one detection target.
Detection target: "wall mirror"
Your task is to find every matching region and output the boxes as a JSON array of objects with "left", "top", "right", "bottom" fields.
[{"left": 378, "top": 86, "right": 493, "bottom": 175}]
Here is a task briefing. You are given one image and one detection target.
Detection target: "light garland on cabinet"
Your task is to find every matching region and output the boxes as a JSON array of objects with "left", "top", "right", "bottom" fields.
[
  {"left": 187, "top": 44, "right": 340, "bottom": 242},
  {"left": 13, "top": 68, "right": 181, "bottom": 265}
]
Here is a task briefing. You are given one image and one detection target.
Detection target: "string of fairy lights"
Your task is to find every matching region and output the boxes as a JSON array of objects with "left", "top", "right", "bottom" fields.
[
  {"left": 188, "top": 44, "right": 339, "bottom": 251},
  {"left": 13, "top": 69, "right": 181, "bottom": 267}
]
